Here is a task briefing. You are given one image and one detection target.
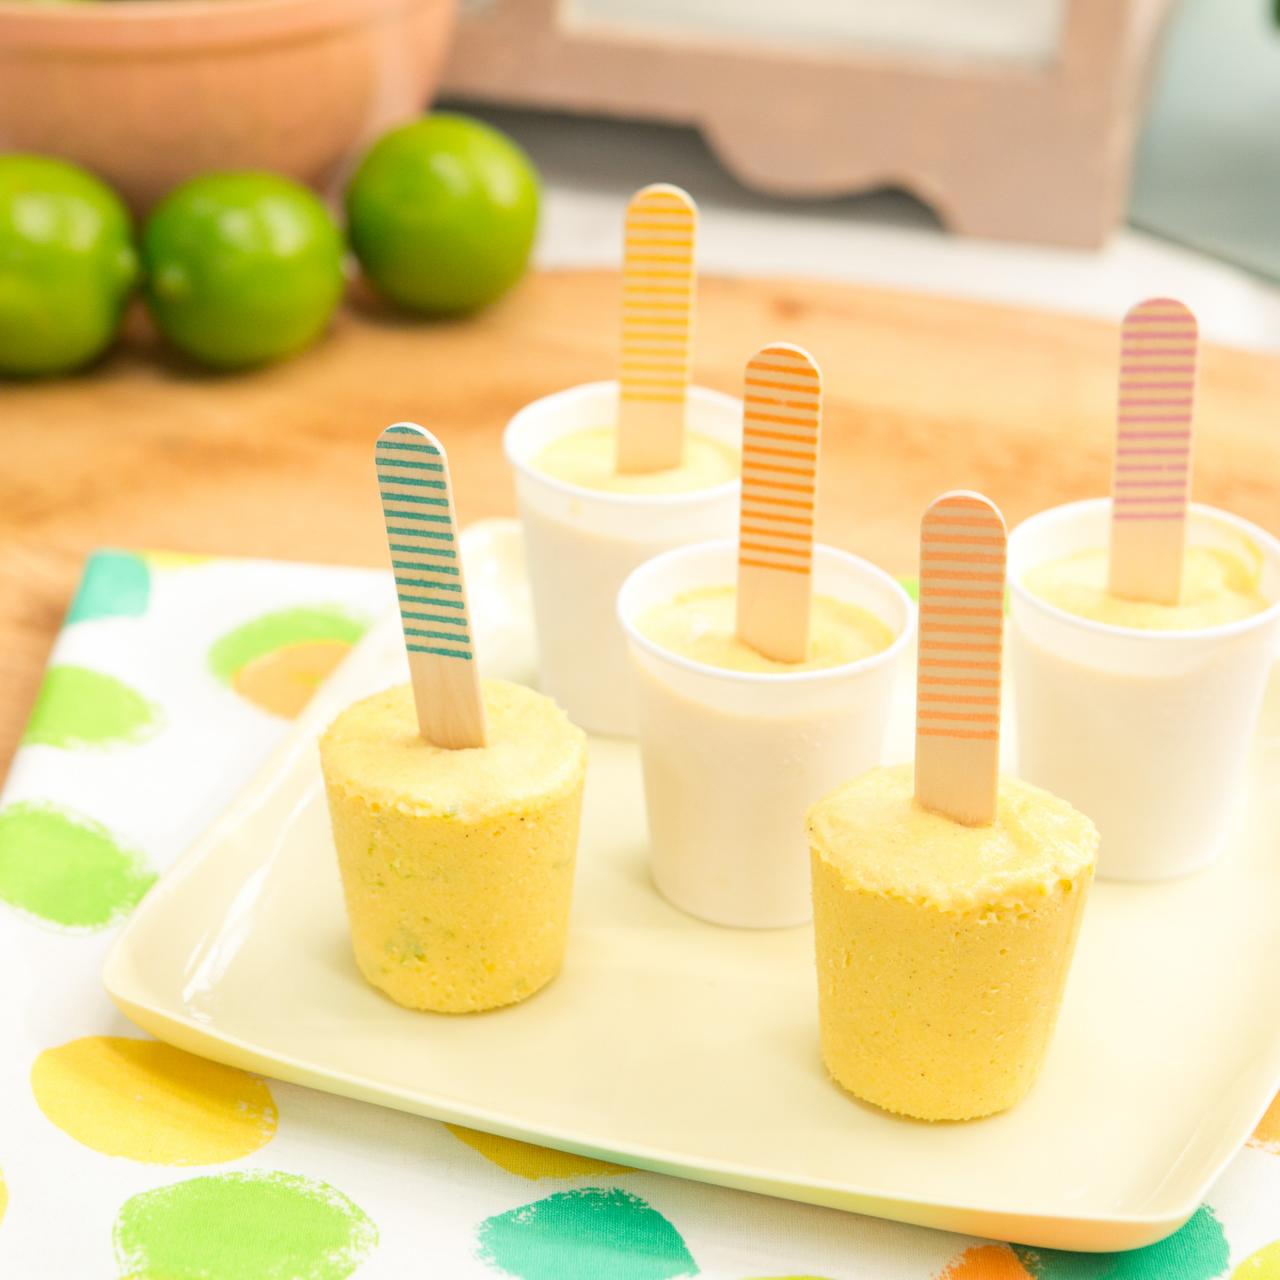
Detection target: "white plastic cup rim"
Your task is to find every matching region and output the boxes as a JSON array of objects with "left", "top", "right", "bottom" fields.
[
  {"left": 502, "top": 380, "right": 742, "bottom": 511},
  {"left": 1008, "top": 498, "right": 1280, "bottom": 646},
  {"left": 617, "top": 538, "right": 917, "bottom": 689}
]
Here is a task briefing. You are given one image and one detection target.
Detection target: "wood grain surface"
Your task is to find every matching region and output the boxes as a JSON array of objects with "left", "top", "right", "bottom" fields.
[{"left": 3, "top": 269, "right": 1278, "bottom": 776}]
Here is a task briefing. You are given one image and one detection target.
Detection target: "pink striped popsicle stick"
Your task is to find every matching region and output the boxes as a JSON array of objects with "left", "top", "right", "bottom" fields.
[
  {"left": 1108, "top": 297, "right": 1199, "bottom": 604},
  {"left": 914, "top": 491, "right": 1007, "bottom": 826}
]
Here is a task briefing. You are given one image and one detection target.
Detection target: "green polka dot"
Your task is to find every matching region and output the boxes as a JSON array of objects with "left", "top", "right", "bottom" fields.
[
  {"left": 476, "top": 1188, "right": 697, "bottom": 1280},
  {"left": 1235, "top": 1241, "right": 1280, "bottom": 1279},
  {"left": 113, "top": 1171, "right": 377, "bottom": 1280},
  {"left": 0, "top": 802, "right": 155, "bottom": 930},
  {"left": 23, "top": 666, "right": 160, "bottom": 750},
  {"left": 67, "top": 551, "right": 150, "bottom": 624},
  {"left": 209, "top": 607, "right": 367, "bottom": 684},
  {"left": 1014, "top": 1206, "right": 1229, "bottom": 1279}
]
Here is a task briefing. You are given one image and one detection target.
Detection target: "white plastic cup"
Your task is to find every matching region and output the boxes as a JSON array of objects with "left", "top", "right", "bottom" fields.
[
  {"left": 617, "top": 539, "right": 915, "bottom": 928},
  {"left": 1008, "top": 498, "right": 1280, "bottom": 881},
  {"left": 504, "top": 380, "right": 741, "bottom": 736}
]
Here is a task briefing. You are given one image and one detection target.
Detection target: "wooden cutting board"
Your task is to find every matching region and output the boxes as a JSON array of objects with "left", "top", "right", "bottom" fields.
[{"left": 3, "top": 270, "right": 1278, "bottom": 772}]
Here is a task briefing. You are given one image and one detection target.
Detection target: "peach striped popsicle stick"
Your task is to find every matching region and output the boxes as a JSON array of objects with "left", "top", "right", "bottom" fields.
[
  {"left": 616, "top": 183, "right": 698, "bottom": 474},
  {"left": 734, "top": 343, "right": 822, "bottom": 663},
  {"left": 376, "top": 422, "right": 487, "bottom": 749},
  {"left": 914, "top": 491, "right": 1007, "bottom": 826},
  {"left": 1108, "top": 297, "right": 1199, "bottom": 604}
]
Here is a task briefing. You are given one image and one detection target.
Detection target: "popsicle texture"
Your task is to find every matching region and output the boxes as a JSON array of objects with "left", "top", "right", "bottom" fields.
[
  {"left": 533, "top": 426, "right": 737, "bottom": 495},
  {"left": 808, "top": 763, "right": 1098, "bottom": 1121},
  {"left": 637, "top": 586, "right": 892, "bottom": 673},
  {"left": 1027, "top": 545, "right": 1268, "bottom": 630},
  {"left": 319, "top": 680, "right": 586, "bottom": 1013}
]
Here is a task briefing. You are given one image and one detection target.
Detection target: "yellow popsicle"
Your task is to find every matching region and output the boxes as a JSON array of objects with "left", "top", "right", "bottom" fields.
[
  {"left": 320, "top": 679, "right": 587, "bottom": 1013},
  {"left": 808, "top": 763, "right": 1098, "bottom": 1121}
]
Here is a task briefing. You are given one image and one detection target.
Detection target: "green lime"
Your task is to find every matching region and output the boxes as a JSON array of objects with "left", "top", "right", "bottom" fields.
[
  {"left": 142, "top": 172, "right": 345, "bottom": 370},
  {"left": 0, "top": 155, "right": 137, "bottom": 377},
  {"left": 347, "top": 113, "right": 539, "bottom": 315}
]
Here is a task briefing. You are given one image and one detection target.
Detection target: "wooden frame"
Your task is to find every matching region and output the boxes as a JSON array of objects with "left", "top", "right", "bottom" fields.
[{"left": 441, "top": 0, "right": 1174, "bottom": 247}]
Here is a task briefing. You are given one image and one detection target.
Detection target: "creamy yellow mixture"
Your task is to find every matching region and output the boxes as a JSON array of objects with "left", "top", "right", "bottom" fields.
[
  {"left": 321, "top": 680, "right": 584, "bottom": 820},
  {"left": 637, "top": 586, "right": 894, "bottom": 673},
  {"left": 533, "top": 426, "right": 738, "bottom": 495},
  {"left": 808, "top": 763, "right": 1097, "bottom": 1121},
  {"left": 319, "top": 680, "right": 586, "bottom": 1014},
  {"left": 809, "top": 763, "right": 1097, "bottom": 913},
  {"left": 1026, "top": 545, "right": 1269, "bottom": 630}
]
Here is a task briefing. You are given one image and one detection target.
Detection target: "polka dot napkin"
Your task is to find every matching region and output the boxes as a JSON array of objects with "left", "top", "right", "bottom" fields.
[{"left": 1, "top": 549, "right": 1277, "bottom": 1278}]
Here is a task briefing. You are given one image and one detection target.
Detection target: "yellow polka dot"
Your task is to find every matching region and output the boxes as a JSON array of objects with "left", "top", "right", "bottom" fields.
[
  {"left": 31, "top": 1036, "right": 277, "bottom": 1165},
  {"left": 1235, "top": 1240, "right": 1280, "bottom": 1279},
  {"left": 1249, "top": 1091, "right": 1280, "bottom": 1155},
  {"left": 0, "top": 1166, "right": 7, "bottom": 1224},
  {"left": 446, "top": 1125, "right": 630, "bottom": 1180}
]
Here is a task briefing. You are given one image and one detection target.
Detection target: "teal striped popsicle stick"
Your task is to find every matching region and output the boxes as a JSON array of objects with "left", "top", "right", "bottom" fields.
[{"left": 376, "top": 422, "right": 487, "bottom": 748}]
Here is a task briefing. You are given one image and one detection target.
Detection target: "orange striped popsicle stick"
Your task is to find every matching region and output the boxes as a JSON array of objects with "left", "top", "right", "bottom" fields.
[
  {"left": 376, "top": 422, "right": 487, "bottom": 749},
  {"left": 1108, "top": 297, "right": 1199, "bottom": 604},
  {"left": 914, "top": 491, "right": 1007, "bottom": 826},
  {"left": 734, "top": 343, "right": 821, "bottom": 663},
  {"left": 616, "top": 183, "right": 697, "bottom": 474}
]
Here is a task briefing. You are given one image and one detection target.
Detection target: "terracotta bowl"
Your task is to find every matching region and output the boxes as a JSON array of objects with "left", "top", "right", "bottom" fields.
[{"left": 0, "top": 0, "right": 457, "bottom": 211}]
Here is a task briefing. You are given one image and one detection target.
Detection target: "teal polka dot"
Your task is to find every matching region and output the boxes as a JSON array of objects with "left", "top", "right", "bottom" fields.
[
  {"left": 1014, "top": 1206, "right": 1229, "bottom": 1279},
  {"left": 476, "top": 1188, "right": 697, "bottom": 1280},
  {"left": 67, "top": 551, "right": 150, "bottom": 624}
]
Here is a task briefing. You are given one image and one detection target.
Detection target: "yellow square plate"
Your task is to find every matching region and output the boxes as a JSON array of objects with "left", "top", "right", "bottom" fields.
[{"left": 105, "top": 520, "right": 1280, "bottom": 1252}]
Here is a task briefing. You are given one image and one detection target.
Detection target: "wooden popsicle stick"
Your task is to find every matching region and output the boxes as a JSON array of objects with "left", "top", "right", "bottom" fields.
[
  {"left": 1108, "top": 297, "right": 1199, "bottom": 604},
  {"left": 914, "top": 491, "right": 1007, "bottom": 826},
  {"left": 376, "top": 422, "right": 487, "bottom": 750},
  {"left": 735, "top": 343, "right": 822, "bottom": 663},
  {"left": 616, "top": 183, "right": 698, "bottom": 474}
]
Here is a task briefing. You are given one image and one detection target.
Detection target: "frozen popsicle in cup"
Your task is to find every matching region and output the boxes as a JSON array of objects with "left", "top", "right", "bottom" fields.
[
  {"left": 1010, "top": 299, "right": 1280, "bottom": 881},
  {"left": 808, "top": 493, "right": 1098, "bottom": 1121},
  {"left": 618, "top": 345, "right": 914, "bottom": 927},
  {"left": 504, "top": 184, "right": 741, "bottom": 735},
  {"left": 319, "top": 424, "right": 587, "bottom": 1012}
]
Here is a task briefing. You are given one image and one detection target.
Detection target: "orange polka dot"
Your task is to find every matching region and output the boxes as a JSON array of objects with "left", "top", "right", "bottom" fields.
[
  {"left": 936, "top": 1244, "right": 1033, "bottom": 1279},
  {"left": 1249, "top": 1091, "right": 1280, "bottom": 1155},
  {"left": 231, "top": 641, "right": 352, "bottom": 719}
]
